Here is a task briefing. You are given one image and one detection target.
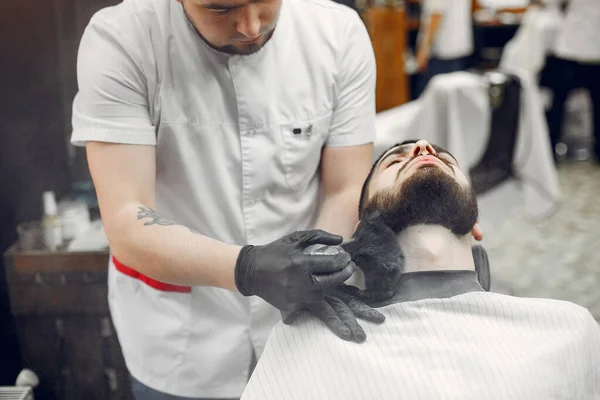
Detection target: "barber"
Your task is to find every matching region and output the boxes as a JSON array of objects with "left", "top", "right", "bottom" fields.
[
  {"left": 70, "top": 0, "right": 378, "bottom": 399},
  {"left": 414, "top": 0, "right": 474, "bottom": 98}
]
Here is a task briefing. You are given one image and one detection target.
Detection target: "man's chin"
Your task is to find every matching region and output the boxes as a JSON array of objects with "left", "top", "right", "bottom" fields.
[
  {"left": 217, "top": 29, "right": 275, "bottom": 55},
  {"left": 230, "top": 42, "right": 266, "bottom": 55}
]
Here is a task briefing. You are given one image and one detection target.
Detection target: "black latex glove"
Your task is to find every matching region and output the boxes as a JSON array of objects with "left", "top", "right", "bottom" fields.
[
  {"left": 235, "top": 230, "right": 356, "bottom": 311},
  {"left": 342, "top": 212, "right": 492, "bottom": 297},
  {"left": 281, "top": 287, "right": 385, "bottom": 343},
  {"left": 281, "top": 244, "right": 386, "bottom": 343},
  {"left": 341, "top": 211, "right": 404, "bottom": 302}
]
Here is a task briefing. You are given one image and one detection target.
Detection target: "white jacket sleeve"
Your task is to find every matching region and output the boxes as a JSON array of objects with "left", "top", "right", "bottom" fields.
[{"left": 71, "top": 13, "right": 156, "bottom": 147}]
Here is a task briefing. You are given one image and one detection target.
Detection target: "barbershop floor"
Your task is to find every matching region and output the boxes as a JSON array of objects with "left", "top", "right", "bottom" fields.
[{"left": 486, "top": 161, "right": 600, "bottom": 322}]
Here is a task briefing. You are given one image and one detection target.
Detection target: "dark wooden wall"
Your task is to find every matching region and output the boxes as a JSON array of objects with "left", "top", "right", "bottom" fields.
[{"left": 0, "top": 0, "right": 119, "bottom": 386}]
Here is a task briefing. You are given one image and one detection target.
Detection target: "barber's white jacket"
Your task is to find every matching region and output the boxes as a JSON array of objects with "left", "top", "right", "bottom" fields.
[
  {"left": 420, "top": 0, "right": 474, "bottom": 60},
  {"left": 70, "top": 0, "right": 376, "bottom": 397},
  {"left": 552, "top": 0, "right": 600, "bottom": 63}
]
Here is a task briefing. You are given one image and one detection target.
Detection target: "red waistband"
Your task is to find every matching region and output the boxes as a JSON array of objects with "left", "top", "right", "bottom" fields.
[{"left": 112, "top": 256, "right": 192, "bottom": 293}]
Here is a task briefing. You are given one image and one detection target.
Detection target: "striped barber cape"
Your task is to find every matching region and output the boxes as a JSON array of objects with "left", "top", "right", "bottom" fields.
[{"left": 242, "top": 271, "right": 600, "bottom": 400}]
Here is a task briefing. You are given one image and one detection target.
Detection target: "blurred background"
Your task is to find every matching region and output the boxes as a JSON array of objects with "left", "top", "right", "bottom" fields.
[{"left": 0, "top": 0, "right": 598, "bottom": 398}]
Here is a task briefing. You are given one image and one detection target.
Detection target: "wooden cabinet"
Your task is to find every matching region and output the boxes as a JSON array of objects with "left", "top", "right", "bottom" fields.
[
  {"left": 3, "top": 246, "right": 133, "bottom": 400},
  {"left": 363, "top": 5, "right": 410, "bottom": 112}
]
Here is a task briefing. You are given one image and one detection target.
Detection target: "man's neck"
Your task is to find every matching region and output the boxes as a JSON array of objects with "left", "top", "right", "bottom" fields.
[{"left": 397, "top": 225, "right": 475, "bottom": 273}]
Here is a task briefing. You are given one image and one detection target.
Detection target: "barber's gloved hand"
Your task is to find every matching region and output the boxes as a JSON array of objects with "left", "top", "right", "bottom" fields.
[
  {"left": 341, "top": 211, "right": 404, "bottom": 302},
  {"left": 235, "top": 230, "right": 356, "bottom": 312},
  {"left": 281, "top": 287, "right": 385, "bottom": 343},
  {"left": 280, "top": 244, "right": 386, "bottom": 343}
]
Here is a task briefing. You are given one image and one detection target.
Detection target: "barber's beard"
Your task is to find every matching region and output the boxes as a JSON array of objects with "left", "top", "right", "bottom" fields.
[
  {"left": 216, "top": 28, "right": 275, "bottom": 55},
  {"left": 365, "top": 166, "right": 479, "bottom": 236},
  {"left": 182, "top": 7, "right": 276, "bottom": 56}
]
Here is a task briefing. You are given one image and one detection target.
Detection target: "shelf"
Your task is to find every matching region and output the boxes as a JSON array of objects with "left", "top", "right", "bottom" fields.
[{"left": 4, "top": 244, "right": 109, "bottom": 275}]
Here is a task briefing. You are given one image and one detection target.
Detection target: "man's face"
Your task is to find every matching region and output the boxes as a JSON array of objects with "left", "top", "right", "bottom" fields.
[
  {"left": 361, "top": 140, "right": 479, "bottom": 236},
  {"left": 178, "top": 0, "right": 281, "bottom": 55}
]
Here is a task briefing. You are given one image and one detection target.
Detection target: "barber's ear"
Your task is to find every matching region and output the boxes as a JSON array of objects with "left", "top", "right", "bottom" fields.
[{"left": 471, "top": 222, "right": 483, "bottom": 242}]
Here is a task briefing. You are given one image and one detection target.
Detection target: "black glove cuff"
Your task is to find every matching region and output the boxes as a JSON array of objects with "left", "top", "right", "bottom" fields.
[{"left": 235, "top": 245, "right": 257, "bottom": 297}]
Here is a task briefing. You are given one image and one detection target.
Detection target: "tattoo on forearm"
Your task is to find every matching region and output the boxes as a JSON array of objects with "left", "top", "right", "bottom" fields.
[
  {"left": 137, "top": 206, "right": 175, "bottom": 226},
  {"left": 137, "top": 206, "right": 199, "bottom": 234}
]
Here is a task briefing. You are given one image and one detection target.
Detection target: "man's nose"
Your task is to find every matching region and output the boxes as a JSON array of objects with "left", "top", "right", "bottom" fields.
[
  {"left": 236, "top": 6, "right": 261, "bottom": 38},
  {"left": 411, "top": 140, "right": 436, "bottom": 157}
]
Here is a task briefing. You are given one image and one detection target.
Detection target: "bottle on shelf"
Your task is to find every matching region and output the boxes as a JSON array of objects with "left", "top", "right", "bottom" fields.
[{"left": 41, "top": 191, "right": 63, "bottom": 251}]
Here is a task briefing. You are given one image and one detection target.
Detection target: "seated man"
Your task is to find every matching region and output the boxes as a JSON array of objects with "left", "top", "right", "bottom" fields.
[{"left": 241, "top": 140, "right": 600, "bottom": 399}]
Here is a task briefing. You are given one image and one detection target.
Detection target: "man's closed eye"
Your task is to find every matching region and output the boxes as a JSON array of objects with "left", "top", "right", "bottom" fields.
[{"left": 385, "top": 157, "right": 408, "bottom": 169}]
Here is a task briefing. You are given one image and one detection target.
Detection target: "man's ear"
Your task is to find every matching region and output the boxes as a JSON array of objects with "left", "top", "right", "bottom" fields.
[
  {"left": 471, "top": 222, "right": 483, "bottom": 242},
  {"left": 353, "top": 220, "right": 361, "bottom": 234}
]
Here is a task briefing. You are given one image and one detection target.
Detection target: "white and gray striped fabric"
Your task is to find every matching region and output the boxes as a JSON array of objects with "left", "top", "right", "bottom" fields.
[{"left": 242, "top": 292, "right": 600, "bottom": 399}]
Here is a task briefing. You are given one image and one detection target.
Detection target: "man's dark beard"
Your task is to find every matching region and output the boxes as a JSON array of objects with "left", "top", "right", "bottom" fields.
[{"left": 364, "top": 166, "right": 479, "bottom": 236}]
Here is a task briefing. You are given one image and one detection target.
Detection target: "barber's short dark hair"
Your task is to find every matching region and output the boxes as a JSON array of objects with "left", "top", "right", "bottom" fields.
[{"left": 358, "top": 140, "right": 419, "bottom": 218}]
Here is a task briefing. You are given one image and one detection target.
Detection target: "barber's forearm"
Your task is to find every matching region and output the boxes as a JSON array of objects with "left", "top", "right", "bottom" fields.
[
  {"left": 106, "top": 203, "right": 241, "bottom": 291},
  {"left": 417, "top": 13, "right": 443, "bottom": 59},
  {"left": 314, "top": 189, "right": 362, "bottom": 240}
]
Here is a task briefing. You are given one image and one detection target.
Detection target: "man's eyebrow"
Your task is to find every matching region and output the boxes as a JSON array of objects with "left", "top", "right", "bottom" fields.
[
  {"left": 202, "top": 3, "right": 242, "bottom": 9},
  {"left": 377, "top": 144, "right": 459, "bottom": 168},
  {"left": 199, "top": 0, "right": 250, "bottom": 9},
  {"left": 376, "top": 145, "right": 413, "bottom": 168}
]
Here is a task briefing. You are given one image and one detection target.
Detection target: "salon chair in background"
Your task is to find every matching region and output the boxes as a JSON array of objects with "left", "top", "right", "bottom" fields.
[{"left": 470, "top": 72, "right": 522, "bottom": 195}]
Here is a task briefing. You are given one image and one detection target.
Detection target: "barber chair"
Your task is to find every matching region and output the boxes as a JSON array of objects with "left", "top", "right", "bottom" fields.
[
  {"left": 469, "top": 71, "right": 521, "bottom": 195},
  {"left": 472, "top": 245, "right": 491, "bottom": 292},
  {"left": 0, "top": 369, "right": 38, "bottom": 400}
]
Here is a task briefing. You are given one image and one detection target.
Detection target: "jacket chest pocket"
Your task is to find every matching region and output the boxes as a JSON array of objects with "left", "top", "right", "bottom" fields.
[{"left": 281, "top": 114, "right": 332, "bottom": 191}]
